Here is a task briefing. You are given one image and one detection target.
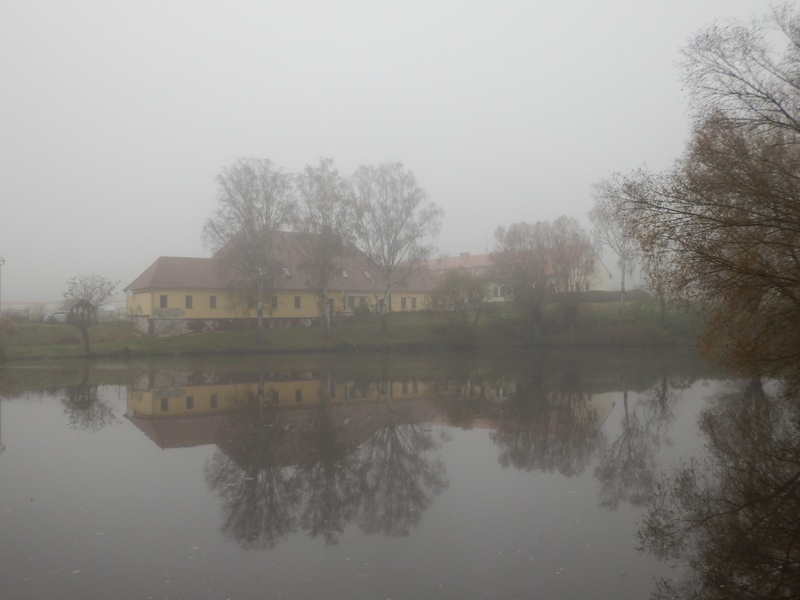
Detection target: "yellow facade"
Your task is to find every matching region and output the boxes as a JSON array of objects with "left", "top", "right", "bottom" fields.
[
  {"left": 127, "top": 288, "right": 429, "bottom": 321},
  {"left": 128, "top": 376, "right": 438, "bottom": 419}
]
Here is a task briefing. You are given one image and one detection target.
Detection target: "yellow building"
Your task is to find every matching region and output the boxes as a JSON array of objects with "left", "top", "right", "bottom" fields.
[{"left": 124, "top": 231, "right": 437, "bottom": 334}]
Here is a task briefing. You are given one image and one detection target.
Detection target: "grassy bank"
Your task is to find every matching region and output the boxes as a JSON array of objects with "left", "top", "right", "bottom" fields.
[{"left": 0, "top": 296, "right": 705, "bottom": 361}]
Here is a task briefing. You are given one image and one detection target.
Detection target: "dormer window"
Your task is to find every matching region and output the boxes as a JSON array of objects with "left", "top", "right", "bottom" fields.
[
  {"left": 362, "top": 269, "right": 372, "bottom": 279},
  {"left": 282, "top": 266, "right": 291, "bottom": 278},
  {"left": 342, "top": 269, "right": 349, "bottom": 279}
]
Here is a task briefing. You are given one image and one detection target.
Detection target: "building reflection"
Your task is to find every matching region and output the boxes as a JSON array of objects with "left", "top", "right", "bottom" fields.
[{"left": 123, "top": 362, "right": 627, "bottom": 548}]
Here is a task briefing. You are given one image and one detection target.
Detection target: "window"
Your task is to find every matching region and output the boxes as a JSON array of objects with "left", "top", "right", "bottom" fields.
[
  {"left": 186, "top": 396, "right": 194, "bottom": 410},
  {"left": 295, "top": 389, "right": 302, "bottom": 403},
  {"left": 411, "top": 297, "right": 417, "bottom": 310},
  {"left": 362, "top": 269, "right": 372, "bottom": 279},
  {"left": 294, "top": 296, "right": 301, "bottom": 309},
  {"left": 282, "top": 266, "right": 291, "bottom": 278},
  {"left": 210, "top": 394, "right": 218, "bottom": 409},
  {"left": 271, "top": 296, "right": 278, "bottom": 309},
  {"left": 160, "top": 398, "right": 169, "bottom": 412},
  {"left": 401, "top": 297, "right": 407, "bottom": 309},
  {"left": 348, "top": 297, "right": 355, "bottom": 309},
  {"left": 210, "top": 295, "right": 217, "bottom": 309},
  {"left": 270, "top": 390, "right": 279, "bottom": 404},
  {"left": 342, "top": 269, "right": 349, "bottom": 278},
  {"left": 185, "top": 295, "right": 193, "bottom": 309},
  {"left": 160, "top": 295, "right": 168, "bottom": 308}
]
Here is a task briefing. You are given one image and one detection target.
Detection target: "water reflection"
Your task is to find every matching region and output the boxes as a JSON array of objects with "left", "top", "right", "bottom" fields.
[
  {"left": 0, "top": 352, "right": 712, "bottom": 555},
  {"left": 595, "top": 368, "right": 688, "bottom": 509},
  {"left": 490, "top": 361, "right": 607, "bottom": 477},
  {"left": 639, "top": 378, "right": 800, "bottom": 599},
  {"left": 61, "top": 363, "right": 119, "bottom": 432},
  {"left": 191, "top": 367, "right": 448, "bottom": 547}
]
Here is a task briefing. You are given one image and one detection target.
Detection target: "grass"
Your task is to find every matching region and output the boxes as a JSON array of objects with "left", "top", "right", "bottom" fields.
[{"left": 0, "top": 298, "right": 705, "bottom": 361}]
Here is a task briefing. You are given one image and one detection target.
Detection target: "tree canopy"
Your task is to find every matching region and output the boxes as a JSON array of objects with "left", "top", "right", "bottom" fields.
[
  {"left": 351, "top": 162, "right": 443, "bottom": 332},
  {"left": 202, "top": 158, "right": 295, "bottom": 344},
  {"left": 63, "top": 273, "right": 117, "bottom": 353}
]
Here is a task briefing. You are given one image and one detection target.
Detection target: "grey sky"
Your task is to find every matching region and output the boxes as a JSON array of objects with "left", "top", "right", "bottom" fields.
[{"left": 0, "top": 0, "right": 773, "bottom": 303}]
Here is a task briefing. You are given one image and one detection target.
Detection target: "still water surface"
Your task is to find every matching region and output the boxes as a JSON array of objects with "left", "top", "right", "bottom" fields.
[{"left": 0, "top": 351, "right": 727, "bottom": 599}]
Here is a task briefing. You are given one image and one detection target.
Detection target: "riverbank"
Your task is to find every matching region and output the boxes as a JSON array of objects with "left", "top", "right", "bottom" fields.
[{"left": 0, "top": 299, "right": 705, "bottom": 361}]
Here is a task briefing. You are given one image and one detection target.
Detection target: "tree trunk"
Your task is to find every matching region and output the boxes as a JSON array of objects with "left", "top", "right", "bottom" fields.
[
  {"left": 80, "top": 326, "right": 91, "bottom": 353},
  {"left": 380, "top": 289, "right": 390, "bottom": 334},
  {"left": 619, "top": 267, "right": 626, "bottom": 310},
  {"left": 323, "top": 286, "right": 331, "bottom": 338},
  {"left": 256, "top": 282, "right": 266, "bottom": 346}
]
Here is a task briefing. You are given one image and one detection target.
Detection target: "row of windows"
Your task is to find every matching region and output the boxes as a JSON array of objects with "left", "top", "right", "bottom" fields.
[
  {"left": 160, "top": 394, "right": 219, "bottom": 412},
  {"left": 157, "top": 293, "right": 421, "bottom": 312},
  {"left": 159, "top": 390, "right": 308, "bottom": 412},
  {"left": 158, "top": 295, "right": 306, "bottom": 310},
  {"left": 159, "top": 295, "right": 218, "bottom": 309}
]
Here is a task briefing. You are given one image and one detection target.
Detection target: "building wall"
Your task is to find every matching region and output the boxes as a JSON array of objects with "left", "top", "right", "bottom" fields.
[{"left": 127, "top": 287, "right": 430, "bottom": 334}]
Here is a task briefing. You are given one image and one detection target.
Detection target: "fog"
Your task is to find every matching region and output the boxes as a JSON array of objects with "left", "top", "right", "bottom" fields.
[{"left": 0, "top": 0, "right": 772, "bottom": 304}]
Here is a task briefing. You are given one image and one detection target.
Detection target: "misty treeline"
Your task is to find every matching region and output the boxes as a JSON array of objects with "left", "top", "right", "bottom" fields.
[
  {"left": 590, "top": 4, "right": 800, "bottom": 378},
  {"left": 489, "top": 216, "right": 597, "bottom": 341},
  {"left": 203, "top": 154, "right": 604, "bottom": 344},
  {"left": 202, "top": 158, "right": 443, "bottom": 340}
]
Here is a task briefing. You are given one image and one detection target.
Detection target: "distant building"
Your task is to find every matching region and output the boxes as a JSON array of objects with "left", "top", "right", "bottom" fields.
[
  {"left": 124, "top": 231, "right": 437, "bottom": 335},
  {"left": 426, "top": 251, "right": 612, "bottom": 299}
]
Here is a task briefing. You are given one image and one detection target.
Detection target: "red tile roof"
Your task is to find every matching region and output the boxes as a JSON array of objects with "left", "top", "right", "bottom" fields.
[{"left": 125, "top": 232, "right": 437, "bottom": 293}]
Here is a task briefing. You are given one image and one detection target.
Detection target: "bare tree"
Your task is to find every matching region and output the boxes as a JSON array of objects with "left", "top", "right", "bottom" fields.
[
  {"left": 602, "top": 6, "right": 800, "bottom": 375},
  {"left": 203, "top": 158, "right": 295, "bottom": 345},
  {"left": 351, "top": 162, "right": 443, "bottom": 333},
  {"left": 590, "top": 181, "right": 639, "bottom": 307},
  {"left": 63, "top": 273, "right": 117, "bottom": 353},
  {"left": 293, "top": 158, "right": 354, "bottom": 337},
  {"left": 491, "top": 221, "right": 551, "bottom": 342},
  {"left": 548, "top": 216, "right": 596, "bottom": 332}
]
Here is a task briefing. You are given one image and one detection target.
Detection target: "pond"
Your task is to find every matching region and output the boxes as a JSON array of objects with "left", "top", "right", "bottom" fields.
[{"left": 0, "top": 349, "right": 786, "bottom": 599}]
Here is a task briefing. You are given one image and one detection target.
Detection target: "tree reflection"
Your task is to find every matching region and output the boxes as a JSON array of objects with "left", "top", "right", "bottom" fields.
[
  {"left": 595, "top": 365, "right": 684, "bottom": 509},
  {"left": 293, "top": 368, "right": 360, "bottom": 545},
  {"left": 204, "top": 381, "right": 300, "bottom": 549},
  {"left": 491, "top": 361, "right": 602, "bottom": 477},
  {"left": 355, "top": 368, "right": 448, "bottom": 537},
  {"left": 639, "top": 378, "right": 800, "bottom": 600},
  {"left": 205, "top": 367, "right": 448, "bottom": 548},
  {"left": 61, "top": 363, "right": 118, "bottom": 431}
]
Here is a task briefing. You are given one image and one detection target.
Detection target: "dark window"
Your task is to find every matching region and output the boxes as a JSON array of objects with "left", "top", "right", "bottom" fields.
[
  {"left": 160, "top": 295, "right": 168, "bottom": 308},
  {"left": 348, "top": 297, "right": 355, "bottom": 309},
  {"left": 160, "top": 398, "right": 169, "bottom": 412},
  {"left": 210, "top": 295, "right": 217, "bottom": 309},
  {"left": 271, "top": 390, "right": 279, "bottom": 404},
  {"left": 271, "top": 296, "right": 278, "bottom": 309},
  {"left": 295, "top": 389, "right": 302, "bottom": 403},
  {"left": 185, "top": 295, "right": 193, "bottom": 309},
  {"left": 401, "top": 297, "right": 407, "bottom": 309},
  {"left": 294, "top": 296, "right": 301, "bottom": 309},
  {"left": 411, "top": 297, "right": 417, "bottom": 310},
  {"left": 210, "top": 394, "right": 218, "bottom": 408},
  {"left": 186, "top": 396, "right": 194, "bottom": 410}
]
